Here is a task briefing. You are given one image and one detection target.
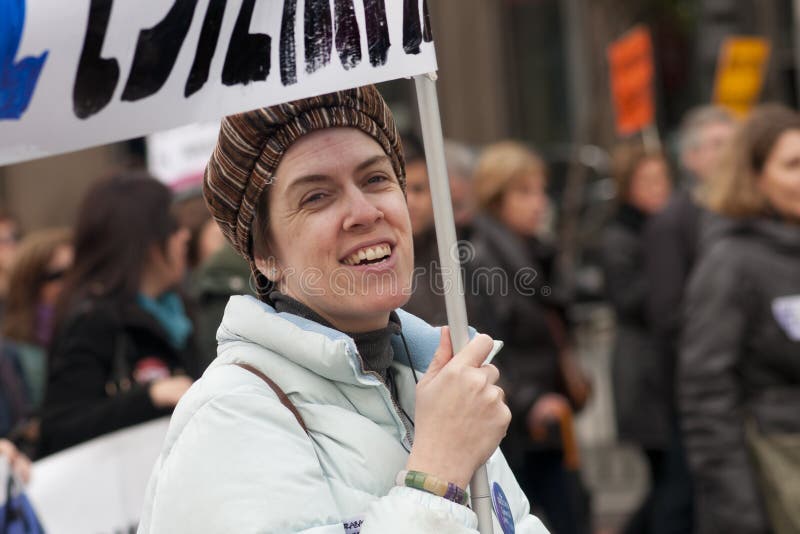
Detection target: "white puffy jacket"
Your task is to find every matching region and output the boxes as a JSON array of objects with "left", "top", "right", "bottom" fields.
[{"left": 138, "top": 295, "right": 549, "bottom": 533}]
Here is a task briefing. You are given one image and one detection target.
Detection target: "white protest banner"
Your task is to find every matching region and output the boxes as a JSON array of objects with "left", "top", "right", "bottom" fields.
[
  {"left": 0, "top": 0, "right": 436, "bottom": 166},
  {"left": 26, "top": 417, "right": 170, "bottom": 534},
  {"left": 147, "top": 121, "right": 220, "bottom": 191}
]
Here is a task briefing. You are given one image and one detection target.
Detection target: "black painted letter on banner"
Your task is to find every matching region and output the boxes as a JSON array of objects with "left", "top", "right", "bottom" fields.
[
  {"left": 73, "top": 0, "right": 119, "bottom": 119},
  {"left": 122, "top": 0, "right": 200, "bottom": 101},
  {"left": 305, "top": 0, "right": 332, "bottom": 74},
  {"left": 280, "top": 0, "right": 297, "bottom": 85},
  {"left": 185, "top": 0, "right": 227, "bottom": 97},
  {"left": 222, "top": 0, "right": 271, "bottom": 86},
  {"left": 363, "top": 0, "right": 389, "bottom": 66},
  {"left": 422, "top": 0, "right": 433, "bottom": 42},
  {"left": 334, "top": 0, "right": 361, "bottom": 70},
  {"left": 403, "top": 0, "right": 422, "bottom": 54}
]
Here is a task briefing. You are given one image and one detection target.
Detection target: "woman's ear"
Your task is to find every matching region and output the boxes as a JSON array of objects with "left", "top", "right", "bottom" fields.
[{"left": 254, "top": 256, "right": 281, "bottom": 283}]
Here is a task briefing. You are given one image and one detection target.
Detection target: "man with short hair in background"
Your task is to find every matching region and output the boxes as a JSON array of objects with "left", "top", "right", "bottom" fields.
[
  {"left": 402, "top": 136, "right": 478, "bottom": 326},
  {"left": 641, "top": 105, "right": 737, "bottom": 534}
]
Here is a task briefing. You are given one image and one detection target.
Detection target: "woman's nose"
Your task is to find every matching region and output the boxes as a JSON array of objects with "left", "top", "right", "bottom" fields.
[{"left": 342, "top": 190, "right": 383, "bottom": 230}]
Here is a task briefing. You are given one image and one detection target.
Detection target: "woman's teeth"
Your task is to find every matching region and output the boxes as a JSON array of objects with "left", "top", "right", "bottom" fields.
[{"left": 342, "top": 243, "right": 391, "bottom": 265}]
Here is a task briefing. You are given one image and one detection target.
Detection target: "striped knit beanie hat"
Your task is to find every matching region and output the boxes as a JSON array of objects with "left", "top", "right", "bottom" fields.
[{"left": 203, "top": 85, "right": 405, "bottom": 269}]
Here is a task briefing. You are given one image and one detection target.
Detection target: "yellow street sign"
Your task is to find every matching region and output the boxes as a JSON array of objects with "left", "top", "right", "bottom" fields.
[{"left": 713, "top": 37, "right": 771, "bottom": 117}]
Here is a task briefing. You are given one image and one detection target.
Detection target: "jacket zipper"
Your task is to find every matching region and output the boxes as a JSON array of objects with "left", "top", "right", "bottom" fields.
[{"left": 350, "top": 348, "right": 414, "bottom": 450}]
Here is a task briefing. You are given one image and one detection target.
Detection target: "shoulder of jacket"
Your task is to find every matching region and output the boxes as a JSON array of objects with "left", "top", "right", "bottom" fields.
[
  {"left": 690, "top": 237, "right": 756, "bottom": 299},
  {"left": 701, "top": 235, "right": 753, "bottom": 269},
  {"left": 56, "top": 299, "right": 120, "bottom": 339},
  {"left": 160, "top": 364, "right": 302, "bottom": 454}
]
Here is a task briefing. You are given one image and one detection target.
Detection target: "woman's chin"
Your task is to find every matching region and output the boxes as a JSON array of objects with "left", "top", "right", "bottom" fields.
[{"left": 357, "top": 292, "right": 409, "bottom": 314}]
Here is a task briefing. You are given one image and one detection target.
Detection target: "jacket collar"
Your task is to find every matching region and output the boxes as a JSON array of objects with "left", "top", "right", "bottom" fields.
[
  {"left": 215, "top": 295, "right": 500, "bottom": 385},
  {"left": 724, "top": 217, "right": 800, "bottom": 254},
  {"left": 215, "top": 296, "right": 438, "bottom": 385}
]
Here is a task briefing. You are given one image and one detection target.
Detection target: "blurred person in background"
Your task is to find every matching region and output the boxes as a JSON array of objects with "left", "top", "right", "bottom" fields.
[
  {"left": 680, "top": 104, "right": 800, "bottom": 534},
  {"left": 0, "top": 229, "right": 72, "bottom": 452},
  {"left": 38, "top": 173, "right": 200, "bottom": 457},
  {"left": 644, "top": 106, "right": 736, "bottom": 388},
  {"left": 174, "top": 190, "right": 226, "bottom": 273},
  {"left": 445, "top": 140, "right": 479, "bottom": 230},
  {"left": 0, "top": 210, "right": 21, "bottom": 321},
  {"left": 174, "top": 188, "right": 242, "bottom": 369},
  {"left": 404, "top": 135, "right": 434, "bottom": 240},
  {"left": 0, "top": 438, "right": 31, "bottom": 484},
  {"left": 640, "top": 107, "right": 735, "bottom": 534},
  {"left": 637, "top": 95, "right": 735, "bottom": 534},
  {"left": 403, "top": 136, "right": 479, "bottom": 326},
  {"left": 600, "top": 142, "right": 688, "bottom": 534},
  {"left": 470, "top": 140, "right": 591, "bottom": 534},
  {"left": 188, "top": 237, "right": 252, "bottom": 369}
]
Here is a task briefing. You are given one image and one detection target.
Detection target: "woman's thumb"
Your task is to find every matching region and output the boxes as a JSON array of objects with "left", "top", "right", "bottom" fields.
[{"left": 426, "top": 326, "right": 454, "bottom": 375}]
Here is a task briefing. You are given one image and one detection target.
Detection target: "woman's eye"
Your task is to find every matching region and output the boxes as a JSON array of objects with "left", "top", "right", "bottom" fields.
[
  {"left": 785, "top": 157, "right": 800, "bottom": 169},
  {"left": 301, "top": 192, "right": 327, "bottom": 206},
  {"left": 367, "top": 174, "right": 389, "bottom": 185}
]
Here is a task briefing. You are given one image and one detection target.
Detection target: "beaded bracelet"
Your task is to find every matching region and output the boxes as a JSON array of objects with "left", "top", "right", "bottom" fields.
[{"left": 396, "top": 469, "right": 469, "bottom": 506}]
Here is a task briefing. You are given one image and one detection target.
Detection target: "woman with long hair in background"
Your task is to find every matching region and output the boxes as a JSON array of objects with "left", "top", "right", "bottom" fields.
[
  {"left": 601, "top": 142, "right": 692, "bottom": 534},
  {"left": 470, "top": 140, "right": 592, "bottom": 534},
  {"left": 681, "top": 104, "right": 800, "bottom": 534},
  {"left": 38, "top": 173, "right": 199, "bottom": 457},
  {"left": 0, "top": 228, "right": 72, "bottom": 450}
]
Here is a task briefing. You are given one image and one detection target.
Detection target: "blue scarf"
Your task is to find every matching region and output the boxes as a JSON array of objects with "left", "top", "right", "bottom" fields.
[{"left": 136, "top": 292, "right": 193, "bottom": 351}]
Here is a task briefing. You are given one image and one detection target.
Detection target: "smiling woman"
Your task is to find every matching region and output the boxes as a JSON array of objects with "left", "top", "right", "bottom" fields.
[
  {"left": 251, "top": 127, "right": 414, "bottom": 333},
  {"left": 138, "top": 86, "right": 550, "bottom": 534}
]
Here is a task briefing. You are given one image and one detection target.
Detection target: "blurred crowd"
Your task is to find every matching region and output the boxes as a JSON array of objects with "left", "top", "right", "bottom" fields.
[
  {"left": 0, "top": 172, "right": 252, "bottom": 460},
  {"left": 1, "top": 101, "right": 799, "bottom": 534}
]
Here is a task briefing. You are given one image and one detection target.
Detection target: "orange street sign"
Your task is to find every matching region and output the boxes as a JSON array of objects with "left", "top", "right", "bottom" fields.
[
  {"left": 713, "top": 37, "right": 771, "bottom": 117},
  {"left": 607, "top": 26, "right": 655, "bottom": 136}
]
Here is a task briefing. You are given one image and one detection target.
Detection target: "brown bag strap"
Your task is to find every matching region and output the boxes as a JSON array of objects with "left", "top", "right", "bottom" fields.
[{"left": 234, "top": 363, "right": 308, "bottom": 434}]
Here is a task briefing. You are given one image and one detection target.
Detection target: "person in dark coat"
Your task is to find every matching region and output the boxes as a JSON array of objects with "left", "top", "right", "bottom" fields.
[
  {"left": 680, "top": 104, "right": 800, "bottom": 534},
  {"left": 399, "top": 135, "right": 446, "bottom": 325},
  {"left": 402, "top": 137, "right": 478, "bottom": 327},
  {"left": 643, "top": 106, "right": 736, "bottom": 386},
  {"left": 0, "top": 229, "right": 73, "bottom": 454},
  {"left": 601, "top": 141, "right": 691, "bottom": 534},
  {"left": 188, "top": 241, "right": 253, "bottom": 368},
  {"left": 471, "top": 140, "right": 591, "bottom": 534},
  {"left": 39, "top": 173, "right": 199, "bottom": 457}
]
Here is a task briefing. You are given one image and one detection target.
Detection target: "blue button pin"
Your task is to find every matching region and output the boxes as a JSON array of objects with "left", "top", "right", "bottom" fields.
[{"left": 491, "top": 482, "right": 515, "bottom": 534}]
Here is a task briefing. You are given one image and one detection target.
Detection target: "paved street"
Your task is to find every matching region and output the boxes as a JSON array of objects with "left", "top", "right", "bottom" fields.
[{"left": 573, "top": 304, "right": 649, "bottom": 533}]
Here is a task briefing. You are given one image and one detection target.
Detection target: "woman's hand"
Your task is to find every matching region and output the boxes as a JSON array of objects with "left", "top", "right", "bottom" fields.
[
  {"left": 148, "top": 376, "right": 193, "bottom": 408},
  {"left": 406, "top": 327, "right": 511, "bottom": 489},
  {"left": 0, "top": 439, "right": 31, "bottom": 484}
]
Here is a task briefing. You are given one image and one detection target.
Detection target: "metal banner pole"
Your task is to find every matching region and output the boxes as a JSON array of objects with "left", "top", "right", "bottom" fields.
[{"left": 413, "top": 72, "right": 495, "bottom": 534}]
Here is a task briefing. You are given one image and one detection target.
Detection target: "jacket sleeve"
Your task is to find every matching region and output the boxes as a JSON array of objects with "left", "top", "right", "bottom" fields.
[
  {"left": 41, "top": 309, "right": 168, "bottom": 455},
  {"left": 361, "top": 449, "right": 549, "bottom": 534},
  {"left": 139, "top": 375, "right": 550, "bottom": 534},
  {"left": 679, "top": 244, "right": 767, "bottom": 534}
]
